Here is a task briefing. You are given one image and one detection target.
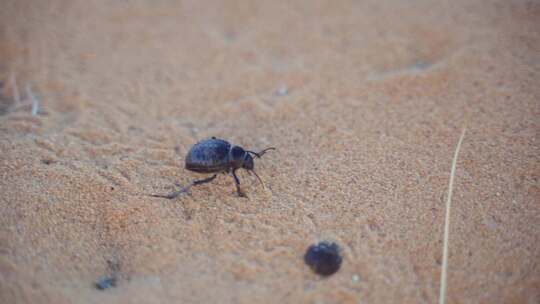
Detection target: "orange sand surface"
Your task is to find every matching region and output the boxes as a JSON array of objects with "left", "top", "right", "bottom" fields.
[{"left": 0, "top": 1, "right": 539, "bottom": 303}]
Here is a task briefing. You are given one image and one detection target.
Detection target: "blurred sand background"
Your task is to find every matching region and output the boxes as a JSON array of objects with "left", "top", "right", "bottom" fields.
[{"left": 0, "top": 0, "right": 539, "bottom": 303}]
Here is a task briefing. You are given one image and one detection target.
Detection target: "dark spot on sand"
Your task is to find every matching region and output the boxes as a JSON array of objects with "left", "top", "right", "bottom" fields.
[
  {"left": 304, "top": 241, "right": 342, "bottom": 276},
  {"left": 41, "top": 159, "right": 55, "bottom": 165}
]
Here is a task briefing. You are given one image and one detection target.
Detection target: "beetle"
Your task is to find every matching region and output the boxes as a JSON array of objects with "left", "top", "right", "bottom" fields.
[
  {"left": 152, "top": 137, "right": 275, "bottom": 198},
  {"left": 304, "top": 241, "right": 342, "bottom": 276}
]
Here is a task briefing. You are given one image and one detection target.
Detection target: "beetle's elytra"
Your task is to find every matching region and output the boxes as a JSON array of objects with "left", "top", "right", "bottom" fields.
[{"left": 152, "top": 137, "right": 275, "bottom": 198}]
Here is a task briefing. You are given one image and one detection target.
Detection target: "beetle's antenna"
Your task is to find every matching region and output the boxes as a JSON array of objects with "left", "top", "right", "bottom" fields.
[
  {"left": 247, "top": 147, "right": 276, "bottom": 158},
  {"left": 248, "top": 170, "right": 265, "bottom": 188}
]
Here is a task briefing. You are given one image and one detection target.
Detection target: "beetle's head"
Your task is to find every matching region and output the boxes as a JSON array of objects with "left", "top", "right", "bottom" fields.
[
  {"left": 243, "top": 153, "right": 254, "bottom": 170},
  {"left": 243, "top": 146, "right": 276, "bottom": 171},
  {"left": 244, "top": 147, "right": 276, "bottom": 188}
]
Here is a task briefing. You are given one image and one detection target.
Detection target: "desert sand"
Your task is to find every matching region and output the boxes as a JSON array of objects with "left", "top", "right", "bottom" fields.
[{"left": 0, "top": 1, "right": 539, "bottom": 303}]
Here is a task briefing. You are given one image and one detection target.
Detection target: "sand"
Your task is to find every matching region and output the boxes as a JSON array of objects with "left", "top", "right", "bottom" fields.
[{"left": 0, "top": 1, "right": 539, "bottom": 303}]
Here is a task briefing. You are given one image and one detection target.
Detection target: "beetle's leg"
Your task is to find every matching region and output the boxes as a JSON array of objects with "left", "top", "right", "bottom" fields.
[
  {"left": 247, "top": 169, "right": 265, "bottom": 188},
  {"left": 151, "top": 174, "right": 217, "bottom": 199},
  {"left": 231, "top": 169, "right": 246, "bottom": 197},
  {"left": 192, "top": 174, "right": 218, "bottom": 186}
]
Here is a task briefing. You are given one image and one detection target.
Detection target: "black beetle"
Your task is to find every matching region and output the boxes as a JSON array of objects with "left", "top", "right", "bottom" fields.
[
  {"left": 152, "top": 137, "right": 275, "bottom": 198},
  {"left": 304, "top": 241, "right": 342, "bottom": 276}
]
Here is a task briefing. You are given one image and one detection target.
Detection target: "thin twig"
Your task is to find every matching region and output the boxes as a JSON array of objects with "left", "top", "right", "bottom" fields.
[
  {"left": 439, "top": 127, "right": 467, "bottom": 304},
  {"left": 26, "top": 84, "right": 39, "bottom": 116}
]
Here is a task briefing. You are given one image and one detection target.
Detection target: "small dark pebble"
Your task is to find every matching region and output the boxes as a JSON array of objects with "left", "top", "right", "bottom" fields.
[
  {"left": 95, "top": 276, "right": 116, "bottom": 290},
  {"left": 304, "top": 241, "right": 342, "bottom": 276},
  {"left": 41, "top": 159, "right": 55, "bottom": 165}
]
